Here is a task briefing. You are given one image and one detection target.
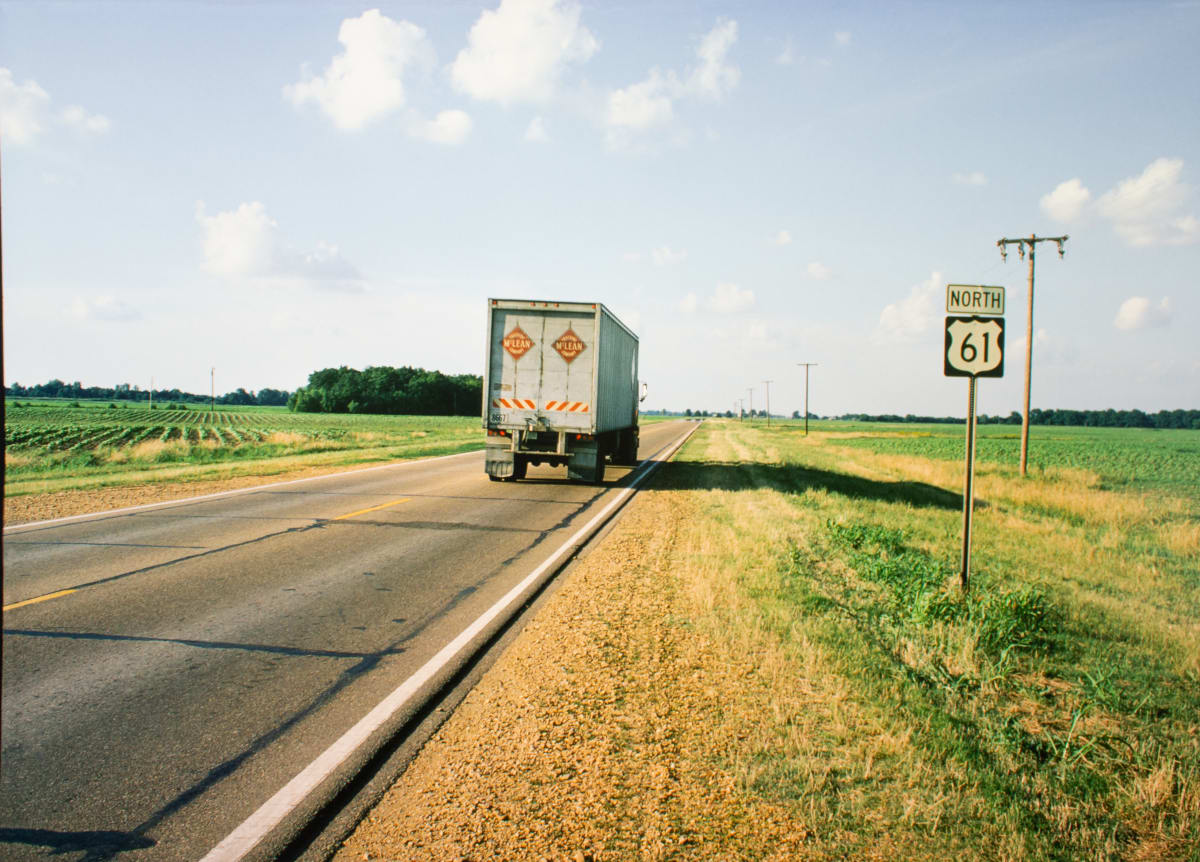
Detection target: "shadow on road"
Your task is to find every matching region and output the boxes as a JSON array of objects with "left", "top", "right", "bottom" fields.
[{"left": 646, "top": 459, "right": 962, "bottom": 510}]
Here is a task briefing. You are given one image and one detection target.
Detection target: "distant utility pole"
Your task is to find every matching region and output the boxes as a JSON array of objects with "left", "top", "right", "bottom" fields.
[
  {"left": 997, "top": 234, "right": 1067, "bottom": 476},
  {"left": 797, "top": 363, "right": 818, "bottom": 436},
  {"left": 211, "top": 367, "right": 215, "bottom": 413},
  {"left": 763, "top": 380, "right": 773, "bottom": 427},
  {"left": 747, "top": 387, "right": 754, "bottom": 419},
  {"left": 149, "top": 376, "right": 154, "bottom": 410}
]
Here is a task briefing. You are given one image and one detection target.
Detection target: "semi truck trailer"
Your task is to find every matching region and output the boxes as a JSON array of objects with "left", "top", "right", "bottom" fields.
[{"left": 483, "top": 298, "right": 645, "bottom": 484}]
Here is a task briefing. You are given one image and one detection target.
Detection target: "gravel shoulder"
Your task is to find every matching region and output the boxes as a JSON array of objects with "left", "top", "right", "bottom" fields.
[{"left": 333, "top": 483, "right": 810, "bottom": 862}]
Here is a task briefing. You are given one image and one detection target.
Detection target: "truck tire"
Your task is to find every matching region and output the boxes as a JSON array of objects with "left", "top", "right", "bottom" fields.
[
  {"left": 591, "top": 450, "right": 605, "bottom": 484},
  {"left": 509, "top": 456, "right": 528, "bottom": 481}
]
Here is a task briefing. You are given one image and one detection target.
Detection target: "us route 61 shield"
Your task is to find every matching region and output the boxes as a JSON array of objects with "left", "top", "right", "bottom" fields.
[{"left": 944, "top": 316, "right": 1004, "bottom": 378}]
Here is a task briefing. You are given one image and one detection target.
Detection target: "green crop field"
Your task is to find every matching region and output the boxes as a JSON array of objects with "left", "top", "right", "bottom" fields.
[{"left": 3, "top": 400, "right": 484, "bottom": 497}]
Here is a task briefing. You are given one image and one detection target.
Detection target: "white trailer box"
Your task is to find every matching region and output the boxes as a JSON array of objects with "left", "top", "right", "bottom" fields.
[{"left": 483, "top": 299, "right": 641, "bottom": 483}]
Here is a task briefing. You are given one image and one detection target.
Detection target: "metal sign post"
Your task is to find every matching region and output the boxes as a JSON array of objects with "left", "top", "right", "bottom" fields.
[{"left": 944, "top": 285, "right": 1005, "bottom": 591}]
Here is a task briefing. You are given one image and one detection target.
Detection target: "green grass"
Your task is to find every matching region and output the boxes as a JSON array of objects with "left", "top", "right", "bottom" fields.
[
  {"left": 654, "top": 420, "right": 1199, "bottom": 859},
  {"left": 4, "top": 401, "right": 485, "bottom": 496}
]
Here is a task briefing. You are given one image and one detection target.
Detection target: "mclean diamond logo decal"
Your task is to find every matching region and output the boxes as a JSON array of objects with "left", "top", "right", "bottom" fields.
[
  {"left": 502, "top": 326, "right": 534, "bottom": 361},
  {"left": 553, "top": 327, "right": 587, "bottom": 363}
]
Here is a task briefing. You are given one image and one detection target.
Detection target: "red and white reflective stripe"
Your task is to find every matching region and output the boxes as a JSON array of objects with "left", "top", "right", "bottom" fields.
[
  {"left": 543, "top": 401, "right": 590, "bottom": 413},
  {"left": 491, "top": 398, "right": 536, "bottom": 410}
]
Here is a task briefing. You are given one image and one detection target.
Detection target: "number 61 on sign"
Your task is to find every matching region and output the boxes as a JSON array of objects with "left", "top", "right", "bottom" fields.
[{"left": 944, "top": 316, "right": 1005, "bottom": 378}]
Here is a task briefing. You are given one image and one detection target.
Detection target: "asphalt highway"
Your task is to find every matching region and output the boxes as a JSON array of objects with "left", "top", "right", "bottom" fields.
[{"left": 1, "top": 420, "right": 693, "bottom": 861}]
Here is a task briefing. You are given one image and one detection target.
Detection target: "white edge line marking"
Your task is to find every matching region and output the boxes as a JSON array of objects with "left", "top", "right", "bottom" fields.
[
  {"left": 199, "top": 421, "right": 701, "bottom": 862},
  {"left": 3, "top": 449, "right": 483, "bottom": 533}
]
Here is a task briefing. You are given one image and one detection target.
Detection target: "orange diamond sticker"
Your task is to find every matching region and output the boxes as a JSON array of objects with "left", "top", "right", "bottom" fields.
[
  {"left": 553, "top": 327, "right": 587, "bottom": 363},
  {"left": 502, "top": 326, "right": 534, "bottom": 361}
]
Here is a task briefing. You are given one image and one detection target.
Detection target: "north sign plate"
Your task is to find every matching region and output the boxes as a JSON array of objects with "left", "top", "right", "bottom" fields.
[{"left": 946, "top": 284, "right": 1005, "bottom": 317}]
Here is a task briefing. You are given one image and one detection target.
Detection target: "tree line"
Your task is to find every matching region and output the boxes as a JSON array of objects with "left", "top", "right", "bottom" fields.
[
  {"left": 5, "top": 379, "right": 290, "bottom": 406},
  {"left": 287, "top": 366, "right": 482, "bottom": 415},
  {"left": 837, "top": 409, "right": 1200, "bottom": 429}
]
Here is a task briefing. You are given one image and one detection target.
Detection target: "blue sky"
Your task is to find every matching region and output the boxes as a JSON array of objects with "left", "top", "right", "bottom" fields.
[{"left": 3, "top": 0, "right": 1198, "bottom": 416}]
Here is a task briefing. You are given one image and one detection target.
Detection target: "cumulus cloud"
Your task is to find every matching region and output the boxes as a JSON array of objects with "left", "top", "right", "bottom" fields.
[
  {"left": 1114, "top": 296, "right": 1172, "bottom": 330},
  {"left": 878, "top": 272, "right": 941, "bottom": 342},
  {"left": 1097, "top": 158, "right": 1199, "bottom": 246},
  {"left": 605, "top": 19, "right": 739, "bottom": 147},
  {"left": 679, "top": 292, "right": 699, "bottom": 313},
  {"left": 690, "top": 19, "right": 740, "bottom": 99},
  {"left": 707, "top": 282, "right": 754, "bottom": 313},
  {"left": 953, "top": 171, "right": 988, "bottom": 187},
  {"left": 284, "top": 10, "right": 435, "bottom": 131},
  {"left": 0, "top": 68, "right": 49, "bottom": 145},
  {"left": 807, "top": 261, "right": 832, "bottom": 280},
  {"left": 196, "top": 201, "right": 364, "bottom": 291},
  {"left": 409, "top": 109, "right": 472, "bottom": 145},
  {"left": 60, "top": 105, "right": 111, "bottom": 134},
  {"left": 451, "top": 0, "right": 598, "bottom": 106},
  {"left": 71, "top": 296, "right": 141, "bottom": 322},
  {"left": 525, "top": 115, "right": 549, "bottom": 142},
  {"left": 1040, "top": 178, "right": 1091, "bottom": 222},
  {"left": 652, "top": 246, "right": 687, "bottom": 266},
  {"left": 772, "top": 229, "right": 792, "bottom": 246},
  {"left": 1, "top": 67, "right": 109, "bottom": 147},
  {"left": 834, "top": 31, "right": 852, "bottom": 46}
]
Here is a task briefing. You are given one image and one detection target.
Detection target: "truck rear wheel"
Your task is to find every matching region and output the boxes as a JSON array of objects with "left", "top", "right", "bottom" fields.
[{"left": 509, "top": 456, "right": 528, "bottom": 481}]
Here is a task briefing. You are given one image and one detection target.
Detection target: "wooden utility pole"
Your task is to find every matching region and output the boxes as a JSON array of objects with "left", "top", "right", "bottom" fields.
[
  {"left": 211, "top": 367, "right": 215, "bottom": 413},
  {"left": 763, "top": 380, "right": 773, "bottom": 427},
  {"left": 797, "top": 363, "right": 818, "bottom": 435},
  {"left": 996, "top": 234, "right": 1067, "bottom": 476},
  {"left": 747, "top": 387, "right": 754, "bottom": 419}
]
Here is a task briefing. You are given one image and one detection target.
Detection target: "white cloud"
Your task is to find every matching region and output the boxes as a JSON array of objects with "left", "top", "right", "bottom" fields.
[
  {"left": 772, "top": 229, "right": 792, "bottom": 246},
  {"left": 1114, "top": 296, "right": 1172, "bottom": 330},
  {"left": 878, "top": 271, "right": 941, "bottom": 342},
  {"left": 689, "top": 19, "right": 740, "bottom": 100},
  {"left": 1097, "top": 158, "right": 1199, "bottom": 246},
  {"left": 71, "top": 296, "right": 141, "bottom": 322},
  {"left": 1, "top": 67, "right": 110, "bottom": 147},
  {"left": 621, "top": 251, "right": 644, "bottom": 263},
  {"left": 707, "top": 282, "right": 754, "bottom": 313},
  {"left": 1040, "top": 177, "right": 1091, "bottom": 222},
  {"left": 284, "top": 10, "right": 434, "bottom": 131},
  {"left": 835, "top": 31, "right": 852, "bottom": 46},
  {"left": 60, "top": 104, "right": 111, "bottom": 134},
  {"left": 451, "top": 0, "right": 598, "bottom": 106},
  {"left": 679, "top": 292, "right": 699, "bottom": 313},
  {"left": 953, "top": 171, "right": 988, "bottom": 187},
  {"left": 0, "top": 68, "right": 49, "bottom": 146},
  {"left": 604, "top": 19, "right": 738, "bottom": 147},
  {"left": 410, "top": 109, "right": 472, "bottom": 145},
  {"left": 652, "top": 246, "right": 687, "bottom": 266},
  {"left": 606, "top": 71, "right": 676, "bottom": 136},
  {"left": 524, "top": 115, "right": 549, "bottom": 142},
  {"left": 807, "top": 261, "right": 832, "bottom": 280},
  {"left": 196, "top": 201, "right": 364, "bottom": 291}
]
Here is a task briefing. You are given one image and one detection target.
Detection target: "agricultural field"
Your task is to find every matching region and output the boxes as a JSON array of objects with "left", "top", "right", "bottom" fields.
[
  {"left": 3, "top": 401, "right": 484, "bottom": 498},
  {"left": 821, "top": 421, "right": 1200, "bottom": 500}
]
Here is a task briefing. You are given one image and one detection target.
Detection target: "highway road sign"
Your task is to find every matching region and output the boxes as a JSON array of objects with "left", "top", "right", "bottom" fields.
[
  {"left": 946, "top": 284, "right": 1005, "bottom": 316},
  {"left": 944, "top": 316, "right": 1005, "bottom": 377}
]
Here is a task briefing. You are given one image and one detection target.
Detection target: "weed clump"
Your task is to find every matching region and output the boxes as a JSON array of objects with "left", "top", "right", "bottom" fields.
[{"left": 822, "top": 519, "right": 1055, "bottom": 656}]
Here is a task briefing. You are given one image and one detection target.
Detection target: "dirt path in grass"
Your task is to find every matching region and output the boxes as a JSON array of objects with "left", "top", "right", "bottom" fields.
[{"left": 333, "top": 485, "right": 817, "bottom": 862}]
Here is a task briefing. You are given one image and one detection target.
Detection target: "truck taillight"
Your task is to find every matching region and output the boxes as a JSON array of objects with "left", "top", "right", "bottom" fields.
[{"left": 488, "top": 429, "right": 509, "bottom": 437}]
